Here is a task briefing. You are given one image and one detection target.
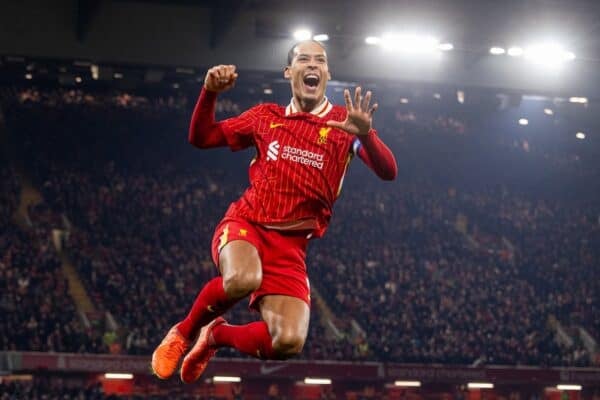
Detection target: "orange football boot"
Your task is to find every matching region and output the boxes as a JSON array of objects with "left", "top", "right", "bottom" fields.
[
  {"left": 180, "top": 317, "right": 226, "bottom": 384},
  {"left": 151, "top": 324, "right": 190, "bottom": 379}
]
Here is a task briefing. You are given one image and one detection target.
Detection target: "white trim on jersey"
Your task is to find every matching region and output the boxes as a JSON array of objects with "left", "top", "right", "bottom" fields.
[{"left": 285, "top": 97, "right": 333, "bottom": 118}]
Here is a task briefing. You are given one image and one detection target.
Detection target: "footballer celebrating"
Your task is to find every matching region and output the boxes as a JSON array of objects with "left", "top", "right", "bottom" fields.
[{"left": 152, "top": 40, "right": 397, "bottom": 383}]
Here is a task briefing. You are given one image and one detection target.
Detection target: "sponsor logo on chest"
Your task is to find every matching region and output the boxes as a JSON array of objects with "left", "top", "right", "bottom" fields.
[{"left": 266, "top": 140, "right": 324, "bottom": 170}]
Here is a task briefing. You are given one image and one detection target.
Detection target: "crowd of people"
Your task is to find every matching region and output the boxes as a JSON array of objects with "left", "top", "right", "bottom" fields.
[
  {"left": 0, "top": 161, "right": 104, "bottom": 353},
  {"left": 0, "top": 84, "right": 598, "bottom": 367},
  {"left": 311, "top": 182, "right": 598, "bottom": 366}
]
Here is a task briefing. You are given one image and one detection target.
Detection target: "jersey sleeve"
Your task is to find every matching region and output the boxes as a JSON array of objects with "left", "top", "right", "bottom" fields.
[
  {"left": 220, "top": 106, "right": 261, "bottom": 151},
  {"left": 355, "top": 129, "right": 398, "bottom": 180}
]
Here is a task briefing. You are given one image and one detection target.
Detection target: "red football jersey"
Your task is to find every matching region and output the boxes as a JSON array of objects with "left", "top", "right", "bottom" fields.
[{"left": 220, "top": 100, "right": 359, "bottom": 238}]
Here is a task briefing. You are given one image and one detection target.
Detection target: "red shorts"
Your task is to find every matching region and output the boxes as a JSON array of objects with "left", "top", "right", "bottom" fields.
[{"left": 211, "top": 217, "right": 311, "bottom": 310}]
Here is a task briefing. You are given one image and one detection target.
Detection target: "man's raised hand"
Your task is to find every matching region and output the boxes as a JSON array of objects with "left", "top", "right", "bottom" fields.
[
  {"left": 326, "top": 87, "right": 378, "bottom": 136},
  {"left": 204, "top": 65, "right": 238, "bottom": 93}
]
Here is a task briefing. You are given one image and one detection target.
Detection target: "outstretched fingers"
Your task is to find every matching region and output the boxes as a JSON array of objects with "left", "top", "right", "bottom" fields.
[
  {"left": 362, "top": 90, "right": 372, "bottom": 112},
  {"left": 354, "top": 87, "right": 362, "bottom": 111},
  {"left": 343, "top": 89, "right": 353, "bottom": 111},
  {"left": 369, "top": 102, "right": 379, "bottom": 116}
]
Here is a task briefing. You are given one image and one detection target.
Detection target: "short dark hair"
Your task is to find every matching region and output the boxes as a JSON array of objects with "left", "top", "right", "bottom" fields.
[{"left": 287, "top": 40, "right": 326, "bottom": 66}]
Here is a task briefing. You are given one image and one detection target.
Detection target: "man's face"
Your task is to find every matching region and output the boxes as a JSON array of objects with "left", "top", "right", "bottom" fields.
[{"left": 284, "top": 41, "right": 331, "bottom": 108}]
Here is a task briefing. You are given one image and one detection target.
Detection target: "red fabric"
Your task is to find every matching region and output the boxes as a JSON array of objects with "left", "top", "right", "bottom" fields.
[
  {"left": 211, "top": 217, "right": 311, "bottom": 310},
  {"left": 211, "top": 321, "right": 275, "bottom": 359},
  {"left": 357, "top": 130, "right": 398, "bottom": 180},
  {"left": 177, "top": 276, "right": 238, "bottom": 340},
  {"left": 188, "top": 88, "right": 397, "bottom": 237},
  {"left": 188, "top": 89, "right": 227, "bottom": 148}
]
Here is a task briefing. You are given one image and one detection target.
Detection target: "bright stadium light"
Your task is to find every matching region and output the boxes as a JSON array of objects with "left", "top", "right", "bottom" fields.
[
  {"left": 25, "top": 73, "right": 32, "bottom": 80},
  {"left": 381, "top": 33, "right": 440, "bottom": 53},
  {"left": 468, "top": 383, "right": 494, "bottom": 389},
  {"left": 507, "top": 46, "right": 524, "bottom": 57},
  {"left": 575, "top": 132, "right": 586, "bottom": 140},
  {"left": 524, "top": 43, "right": 575, "bottom": 67},
  {"left": 518, "top": 118, "right": 529, "bottom": 126},
  {"left": 104, "top": 373, "right": 133, "bottom": 380},
  {"left": 557, "top": 385, "right": 582, "bottom": 391},
  {"left": 438, "top": 42, "right": 454, "bottom": 51},
  {"left": 213, "top": 376, "right": 241, "bottom": 383},
  {"left": 293, "top": 29, "right": 312, "bottom": 41},
  {"left": 490, "top": 47, "right": 506, "bottom": 55},
  {"left": 304, "top": 378, "right": 332, "bottom": 385},
  {"left": 313, "top": 34, "right": 329, "bottom": 41},
  {"left": 75, "top": 76, "right": 82, "bottom": 83},
  {"left": 90, "top": 65, "right": 99, "bottom": 80},
  {"left": 569, "top": 97, "right": 588, "bottom": 104},
  {"left": 544, "top": 108, "right": 554, "bottom": 115},
  {"left": 365, "top": 36, "right": 381, "bottom": 45},
  {"left": 395, "top": 381, "right": 422, "bottom": 387}
]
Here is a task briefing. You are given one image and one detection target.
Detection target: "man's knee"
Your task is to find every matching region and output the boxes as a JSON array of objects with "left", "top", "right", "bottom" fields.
[
  {"left": 271, "top": 331, "right": 305, "bottom": 359},
  {"left": 220, "top": 241, "right": 262, "bottom": 299},
  {"left": 222, "top": 269, "right": 262, "bottom": 299}
]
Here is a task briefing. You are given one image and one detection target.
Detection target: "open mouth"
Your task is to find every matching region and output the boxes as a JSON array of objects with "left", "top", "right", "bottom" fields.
[{"left": 303, "top": 74, "right": 320, "bottom": 91}]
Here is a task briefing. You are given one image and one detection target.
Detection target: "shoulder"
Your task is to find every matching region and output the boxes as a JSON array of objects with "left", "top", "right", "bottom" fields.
[{"left": 248, "top": 103, "right": 285, "bottom": 116}]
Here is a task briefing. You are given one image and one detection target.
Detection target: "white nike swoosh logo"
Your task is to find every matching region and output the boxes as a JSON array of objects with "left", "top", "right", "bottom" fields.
[{"left": 259, "top": 363, "right": 287, "bottom": 375}]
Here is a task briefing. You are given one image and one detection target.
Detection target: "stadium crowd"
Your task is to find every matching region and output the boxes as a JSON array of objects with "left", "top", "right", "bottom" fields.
[
  {"left": 0, "top": 161, "right": 105, "bottom": 353},
  {"left": 0, "top": 84, "right": 598, "bottom": 367}
]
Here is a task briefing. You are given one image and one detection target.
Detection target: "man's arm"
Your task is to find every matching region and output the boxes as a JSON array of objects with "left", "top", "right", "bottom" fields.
[
  {"left": 188, "top": 64, "right": 256, "bottom": 151},
  {"left": 188, "top": 88, "right": 227, "bottom": 148},
  {"left": 327, "top": 87, "right": 397, "bottom": 181},
  {"left": 355, "top": 130, "right": 397, "bottom": 181}
]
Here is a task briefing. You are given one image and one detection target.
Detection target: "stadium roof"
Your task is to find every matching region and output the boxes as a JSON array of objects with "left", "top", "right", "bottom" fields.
[{"left": 1, "top": 0, "right": 600, "bottom": 95}]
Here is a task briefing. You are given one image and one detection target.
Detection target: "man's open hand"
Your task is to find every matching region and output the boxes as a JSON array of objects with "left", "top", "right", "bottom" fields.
[{"left": 326, "top": 87, "right": 378, "bottom": 136}]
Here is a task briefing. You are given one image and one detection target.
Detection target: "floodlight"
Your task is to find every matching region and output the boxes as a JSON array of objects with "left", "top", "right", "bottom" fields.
[
  {"left": 395, "top": 381, "right": 422, "bottom": 387},
  {"left": 293, "top": 29, "right": 312, "bottom": 41},
  {"left": 213, "top": 376, "right": 241, "bottom": 383},
  {"left": 557, "top": 385, "right": 582, "bottom": 391},
  {"left": 365, "top": 36, "right": 381, "bottom": 45},
  {"left": 304, "top": 378, "right": 332, "bottom": 385},
  {"left": 381, "top": 33, "right": 440, "bottom": 53},
  {"left": 507, "top": 47, "right": 524, "bottom": 56},
  {"left": 468, "top": 383, "right": 494, "bottom": 389},
  {"left": 524, "top": 43, "right": 575, "bottom": 67},
  {"left": 104, "top": 373, "right": 133, "bottom": 380}
]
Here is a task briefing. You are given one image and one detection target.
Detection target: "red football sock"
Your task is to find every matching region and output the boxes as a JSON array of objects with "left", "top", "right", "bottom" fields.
[
  {"left": 177, "top": 277, "right": 237, "bottom": 340},
  {"left": 211, "top": 321, "right": 275, "bottom": 359}
]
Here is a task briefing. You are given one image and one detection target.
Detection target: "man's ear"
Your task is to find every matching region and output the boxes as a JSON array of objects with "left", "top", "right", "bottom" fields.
[
  {"left": 284, "top": 66, "right": 291, "bottom": 80},
  {"left": 327, "top": 71, "right": 332, "bottom": 81}
]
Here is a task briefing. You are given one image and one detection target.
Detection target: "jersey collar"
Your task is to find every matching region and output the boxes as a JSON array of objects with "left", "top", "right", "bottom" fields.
[{"left": 285, "top": 97, "right": 332, "bottom": 118}]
